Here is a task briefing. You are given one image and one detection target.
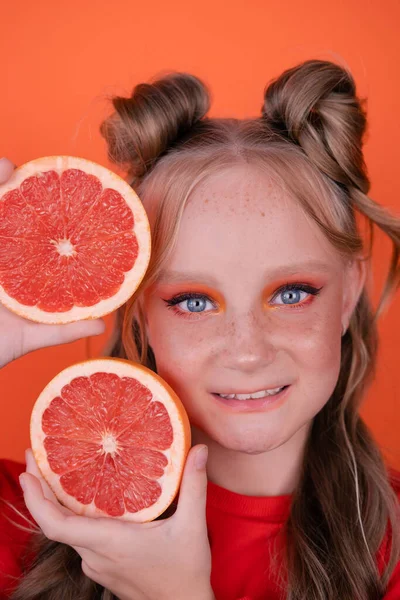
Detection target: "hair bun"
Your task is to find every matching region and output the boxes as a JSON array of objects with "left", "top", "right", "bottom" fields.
[
  {"left": 262, "top": 60, "right": 369, "bottom": 192},
  {"left": 101, "top": 72, "right": 210, "bottom": 179}
]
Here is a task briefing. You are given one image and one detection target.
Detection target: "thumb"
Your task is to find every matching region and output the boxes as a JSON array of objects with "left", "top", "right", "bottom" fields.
[
  {"left": 48, "top": 319, "right": 107, "bottom": 345},
  {"left": 27, "top": 318, "right": 106, "bottom": 352},
  {"left": 175, "top": 445, "right": 208, "bottom": 525},
  {"left": 0, "top": 157, "right": 16, "bottom": 184}
]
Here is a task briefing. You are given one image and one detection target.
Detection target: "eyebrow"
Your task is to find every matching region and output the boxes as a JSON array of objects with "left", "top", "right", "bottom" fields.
[{"left": 156, "top": 260, "right": 332, "bottom": 285}]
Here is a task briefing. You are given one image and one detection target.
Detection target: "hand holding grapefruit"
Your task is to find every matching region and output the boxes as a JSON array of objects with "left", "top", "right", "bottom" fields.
[
  {"left": 21, "top": 442, "right": 213, "bottom": 600},
  {"left": 23, "top": 358, "right": 214, "bottom": 598}
]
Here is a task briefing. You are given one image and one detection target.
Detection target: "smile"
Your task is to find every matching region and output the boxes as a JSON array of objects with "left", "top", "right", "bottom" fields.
[{"left": 215, "top": 385, "right": 288, "bottom": 400}]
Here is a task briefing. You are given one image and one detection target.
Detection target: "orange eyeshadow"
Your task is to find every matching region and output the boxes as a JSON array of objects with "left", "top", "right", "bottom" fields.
[{"left": 263, "top": 275, "right": 325, "bottom": 296}]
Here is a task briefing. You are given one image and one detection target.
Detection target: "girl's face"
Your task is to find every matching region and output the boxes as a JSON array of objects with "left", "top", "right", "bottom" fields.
[{"left": 144, "top": 164, "right": 365, "bottom": 454}]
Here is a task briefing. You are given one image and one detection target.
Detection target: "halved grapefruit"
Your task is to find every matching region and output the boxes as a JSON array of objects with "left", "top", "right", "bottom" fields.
[
  {"left": 0, "top": 156, "right": 150, "bottom": 323},
  {"left": 30, "top": 358, "right": 191, "bottom": 522}
]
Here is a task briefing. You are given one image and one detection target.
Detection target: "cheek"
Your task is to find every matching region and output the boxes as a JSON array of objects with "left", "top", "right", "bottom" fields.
[
  {"left": 281, "top": 285, "right": 343, "bottom": 363},
  {"left": 295, "top": 319, "right": 341, "bottom": 368},
  {"left": 148, "top": 329, "right": 209, "bottom": 423},
  {"left": 145, "top": 306, "right": 211, "bottom": 384},
  {"left": 288, "top": 309, "right": 343, "bottom": 409}
]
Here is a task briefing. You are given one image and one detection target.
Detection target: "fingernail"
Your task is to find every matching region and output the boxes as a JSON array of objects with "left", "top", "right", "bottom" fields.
[
  {"left": 195, "top": 446, "right": 208, "bottom": 471},
  {"left": 19, "top": 474, "right": 26, "bottom": 491}
]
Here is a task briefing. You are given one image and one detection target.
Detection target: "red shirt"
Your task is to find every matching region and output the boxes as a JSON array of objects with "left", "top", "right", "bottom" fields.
[
  {"left": 0, "top": 460, "right": 30, "bottom": 599},
  {"left": 0, "top": 460, "right": 399, "bottom": 599},
  {"left": 207, "top": 473, "right": 400, "bottom": 600}
]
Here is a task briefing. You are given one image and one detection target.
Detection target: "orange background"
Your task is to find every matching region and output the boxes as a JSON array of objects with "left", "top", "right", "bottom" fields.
[{"left": 1, "top": 0, "right": 399, "bottom": 467}]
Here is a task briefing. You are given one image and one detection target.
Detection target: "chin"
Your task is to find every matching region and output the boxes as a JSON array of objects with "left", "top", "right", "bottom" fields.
[{"left": 207, "top": 426, "right": 288, "bottom": 455}]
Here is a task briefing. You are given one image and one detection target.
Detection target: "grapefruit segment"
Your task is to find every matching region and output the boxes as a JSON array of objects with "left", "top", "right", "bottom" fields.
[
  {"left": 61, "top": 456, "right": 105, "bottom": 506},
  {"left": 20, "top": 169, "right": 65, "bottom": 237},
  {"left": 44, "top": 437, "right": 102, "bottom": 475},
  {"left": 71, "top": 188, "right": 134, "bottom": 242},
  {"left": 0, "top": 237, "right": 41, "bottom": 271},
  {"left": 117, "top": 401, "right": 174, "bottom": 449},
  {"left": 30, "top": 358, "right": 191, "bottom": 522},
  {"left": 1, "top": 252, "right": 61, "bottom": 307},
  {"left": 0, "top": 156, "right": 151, "bottom": 323},
  {"left": 0, "top": 189, "right": 45, "bottom": 239},
  {"left": 61, "top": 169, "right": 103, "bottom": 236},
  {"left": 42, "top": 396, "right": 103, "bottom": 441}
]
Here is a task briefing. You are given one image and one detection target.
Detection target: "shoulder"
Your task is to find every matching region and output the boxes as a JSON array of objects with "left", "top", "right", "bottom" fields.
[
  {"left": 0, "top": 458, "right": 27, "bottom": 530},
  {"left": 0, "top": 460, "right": 30, "bottom": 596},
  {"left": 0, "top": 458, "right": 30, "bottom": 542},
  {"left": 379, "top": 468, "right": 400, "bottom": 598}
]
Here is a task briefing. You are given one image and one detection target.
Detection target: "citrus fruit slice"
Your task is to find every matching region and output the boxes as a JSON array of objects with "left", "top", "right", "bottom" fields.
[
  {"left": 30, "top": 358, "right": 191, "bottom": 522},
  {"left": 0, "top": 156, "right": 151, "bottom": 323}
]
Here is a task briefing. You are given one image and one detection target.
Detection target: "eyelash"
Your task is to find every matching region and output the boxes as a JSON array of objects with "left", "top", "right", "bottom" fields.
[{"left": 162, "top": 283, "right": 323, "bottom": 319}]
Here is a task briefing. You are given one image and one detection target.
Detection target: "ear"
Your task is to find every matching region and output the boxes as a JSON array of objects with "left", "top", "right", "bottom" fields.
[{"left": 341, "top": 256, "right": 367, "bottom": 331}]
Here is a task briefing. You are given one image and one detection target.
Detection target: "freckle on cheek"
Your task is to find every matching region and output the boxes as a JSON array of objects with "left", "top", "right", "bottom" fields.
[{"left": 227, "top": 322, "right": 236, "bottom": 336}]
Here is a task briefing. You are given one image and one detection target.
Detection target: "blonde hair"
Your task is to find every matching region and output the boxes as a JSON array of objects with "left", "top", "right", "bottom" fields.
[{"left": 13, "top": 60, "right": 400, "bottom": 600}]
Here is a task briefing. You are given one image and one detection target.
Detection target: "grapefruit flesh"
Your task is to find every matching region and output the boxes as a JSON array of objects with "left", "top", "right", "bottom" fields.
[
  {"left": 0, "top": 156, "right": 151, "bottom": 323},
  {"left": 30, "top": 359, "right": 191, "bottom": 522}
]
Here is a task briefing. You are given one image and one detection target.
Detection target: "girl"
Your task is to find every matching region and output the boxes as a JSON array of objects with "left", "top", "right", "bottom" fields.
[{"left": 2, "top": 59, "right": 400, "bottom": 599}]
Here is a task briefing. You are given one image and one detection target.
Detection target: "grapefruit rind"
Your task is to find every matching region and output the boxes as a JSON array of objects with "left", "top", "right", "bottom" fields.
[
  {"left": 30, "top": 358, "right": 191, "bottom": 522},
  {"left": 0, "top": 156, "right": 151, "bottom": 324}
]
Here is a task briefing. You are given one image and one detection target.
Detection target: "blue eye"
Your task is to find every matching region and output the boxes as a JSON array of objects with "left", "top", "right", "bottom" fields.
[
  {"left": 275, "top": 289, "right": 306, "bottom": 305},
  {"left": 270, "top": 283, "right": 322, "bottom": 306},
  {"left": 184, "top": 297, "right": 207, "bottom": 312},
  {"left": 163, "top": 293, "right": 215, "bottom": 314}
]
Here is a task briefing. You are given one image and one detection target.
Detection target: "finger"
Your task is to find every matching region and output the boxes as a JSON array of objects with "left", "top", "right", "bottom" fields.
[
  {"left": 25, "top": 449, "right": 45, "bottom": 481},
  {"left": 25, "top": 449, "right": 71, "bottom": 514},
  {"left": 20, "top": 472, "right": 113, "bottom": 549},
  {"left": 24, "top": 453, "right": 86, "bottom": 552},
  {"left": 0, "top": 157, "right": 16, "bottom": 184},
  {"left": 25, "top": 449, "right": 53, "bottom": 499},
  {"left": 27, "top": 318, "right": 106, "bottom": 350},
  {"left": 175, "top": 445, "right": 208, "bottom": 527},
  {"left": 52, "top": 319, "right": 107, "bottom": 344}
]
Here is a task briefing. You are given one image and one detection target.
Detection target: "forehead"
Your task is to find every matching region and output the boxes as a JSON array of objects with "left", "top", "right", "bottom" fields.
[{"left": 163, "top": 164, "right": 342, "bottom": 282}]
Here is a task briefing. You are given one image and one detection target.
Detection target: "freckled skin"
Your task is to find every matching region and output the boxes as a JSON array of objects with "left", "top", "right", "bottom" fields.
[{"left": 144, "top": 164, "right": 366, "bottom": 494}]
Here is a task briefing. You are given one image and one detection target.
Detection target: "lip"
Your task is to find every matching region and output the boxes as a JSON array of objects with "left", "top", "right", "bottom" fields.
[{"left": 210, "top": 385, "right": 290, "bottom": 412}]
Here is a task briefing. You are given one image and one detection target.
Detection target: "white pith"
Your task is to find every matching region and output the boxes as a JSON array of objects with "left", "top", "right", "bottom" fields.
[
  {"left": 102, "top": 433, "right": 119, "bottom": 455},
  {"left": 217, "top": 386, "right": 285, "bottom": 400},
  {"left": 53, "top": 238, "right": 76, "bottom": 257},
  {"left": 0, "top": 156, "right": 151, "bottom": 324}
]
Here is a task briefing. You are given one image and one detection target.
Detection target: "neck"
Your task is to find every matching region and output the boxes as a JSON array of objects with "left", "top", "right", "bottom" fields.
[{"left": 192, "top": 423, "right": 310, "bottom": 497}]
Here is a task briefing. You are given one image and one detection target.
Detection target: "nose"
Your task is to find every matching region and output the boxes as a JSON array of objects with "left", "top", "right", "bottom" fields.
[{"left": 222, "top": 310, "right": 277, "bottom": 374}]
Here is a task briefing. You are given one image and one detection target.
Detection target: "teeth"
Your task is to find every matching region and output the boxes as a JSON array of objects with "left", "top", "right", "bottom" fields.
[{"left": 218, "top": 386, "right": 285, "bottom": 400}]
